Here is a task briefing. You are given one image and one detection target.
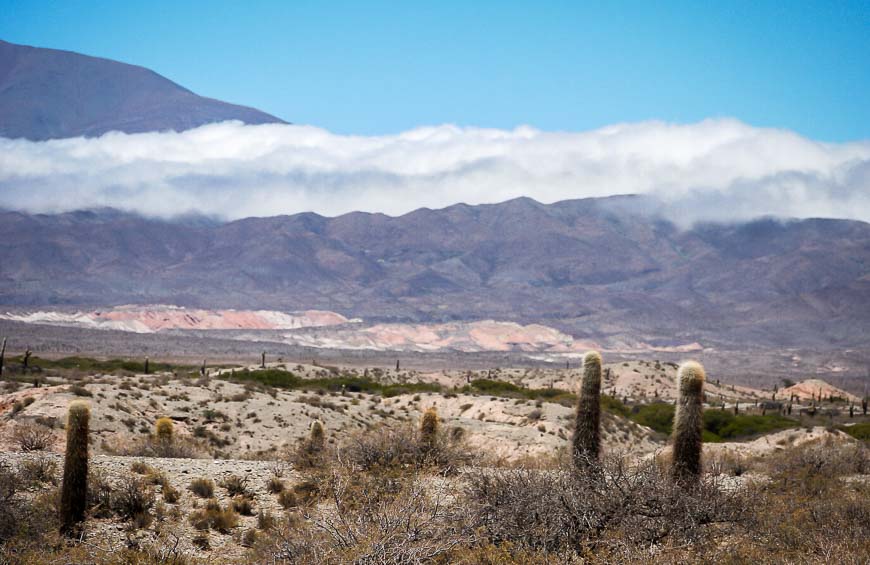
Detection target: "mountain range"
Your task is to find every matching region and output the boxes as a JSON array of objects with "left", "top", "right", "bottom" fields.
[
  {"left": 1, "top": 196, "right": 868, "bottom": 353},
  {"left": 0, "top": 39, "right": 284, "bottom": 140},
  {"left": 0, "top": 40, "right": 868, "bottom": 363}
]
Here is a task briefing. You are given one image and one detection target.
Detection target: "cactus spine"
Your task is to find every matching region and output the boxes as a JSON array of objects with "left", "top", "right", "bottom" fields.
[
  {"left": 156, "top": 417, "right": 174, "bottom": 442},
  {"left": 420, "top": 407, "right": 439, "bottom": 454},
  {"left": 671, "top": 361, "right": 705, "bottom": 485},
  {"left": 60, "top": 401, "right": 90, "bottom": 535},
  {"left": 572, "top": 351, "right": 602, "bottom": 468}
]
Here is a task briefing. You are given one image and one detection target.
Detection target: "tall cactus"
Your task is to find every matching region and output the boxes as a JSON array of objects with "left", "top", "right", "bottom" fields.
[
  {"left": 0, "top": 337, "right": 6, "bottom": 377},
  {"left": 60, "top": 401, "right": 90, "bottom": 535},
  {"left": 572, "top": 351, "right": 602, "bottom": 468},
  {"left": 671, "top": 361, "right": 705, "bottom": 485}
]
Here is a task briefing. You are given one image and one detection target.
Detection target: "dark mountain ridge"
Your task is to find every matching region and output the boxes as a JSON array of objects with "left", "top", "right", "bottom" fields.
[
  {"left": 0, "top": 39, "right": 285, "bottom": 140},
  {"left": 2, "top": 196, "right": 868, "bottom": 353}
]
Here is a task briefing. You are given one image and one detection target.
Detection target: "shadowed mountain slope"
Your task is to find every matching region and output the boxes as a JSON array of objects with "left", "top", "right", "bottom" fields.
[
  {"left": 1, "top": 196, "right": 868, "bottom": 352},
  {"left": 0, "top": 39, "right": 284, "bottom": 140}
]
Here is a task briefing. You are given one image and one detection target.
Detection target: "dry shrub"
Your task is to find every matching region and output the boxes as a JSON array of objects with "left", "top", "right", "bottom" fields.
[
  {"left": 192, "top": 532, "right": 211, "bottom": 551},
  {"left": 339, "top": 422, "right": 474, "bottom": 473},
  {"left": 18, "top": 454, "right": 58, "bottom": 485},
  {"left": 267, "top": 475, "right": 285, "bottom": 494},
  {"left": 764, "top": 436, "right": 868, "bottom": 490},
  {"left": 253, "top": 470, "right": 471, "bottom": 564},
  {"left": 112, "top": 476, "right": 156, "bottom": 525},
  {"left": 738, "top": 439, "right": 870, "bottom": 563},
  {"left": 232, "top": 495, "right": 255, "bottom": 516},
  {"left": 190, "top": 499, "right": 238, "bottom": 533},
  {"left": 113, "top": 433, "right": 205, "bottom": 459},
  {"left": 241, "top": 528, "right": 258, "bottom": 548},
  {"left": 258, "top": 510, "right": 277, "bottom": 531},
  {"left": 222, "top": 474, "right": 251, "bottom": 497},
  {"left": 705, "top": 450, "right": 752, "bottom": 477},
  {"left": 87, "top": 468, "right": 115, "bottom": 518},
  {"left": 162, "top": 483, "right": 181, "bottom": 504},
  {"left": 0, "top": 461, "right": 58, "bottom": 551},
  {"left": 277, "top": 489, "right": 298, "bottom": 509},
  {"left": 12, "top": 422, "right": 54, "bottom": 452},
  {"left": 67, "top": 384, "right": 92, "bottom": 397},
  {"left": 464, "top": 455, "right": 745, "bottom": 556},
  {"left": 130, "top": 460, "right": 152, "bottom": 474},
  {"left": 189, "top": 477, "right": 215, "bottom": 498}
]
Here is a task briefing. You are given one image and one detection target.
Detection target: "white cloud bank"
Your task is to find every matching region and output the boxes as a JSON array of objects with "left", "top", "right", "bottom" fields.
[{"left": 1, "top": 118, "right": 868, "bottom": 225}]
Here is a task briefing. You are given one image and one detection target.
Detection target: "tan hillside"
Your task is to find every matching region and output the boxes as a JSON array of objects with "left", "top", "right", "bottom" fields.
[{"left": 780, "top": 378, "right": 861, "bottom": 403}]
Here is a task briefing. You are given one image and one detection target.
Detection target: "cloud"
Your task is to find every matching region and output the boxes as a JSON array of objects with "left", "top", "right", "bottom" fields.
[{"left": 0, "top": 118, "right": 868, "bottom": 225}]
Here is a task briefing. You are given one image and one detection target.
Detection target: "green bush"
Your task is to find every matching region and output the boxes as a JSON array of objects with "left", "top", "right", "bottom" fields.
[
  {"left": 702, "top": 410, "right": 797, "bottom": 442},
  {"left": 14, "top": 355, "right": 181, "bottom": 374},
  {"left": 459, "top": 379, "right": 576, "bottom": 406},
  {"left": 628, "top": 405, "right": 798, "bottom": 441},
  {"left": 600, "top": 395, "right": 630, "bottom": 418},
  {"left": 224, "top": 369, "right": 440, "bottom": 397},
  {"left": 630, "top": 403, "right": 675, "bottom": 435},
  {"left": 839, "top": 423, "right": 870, "bottom": 441}
]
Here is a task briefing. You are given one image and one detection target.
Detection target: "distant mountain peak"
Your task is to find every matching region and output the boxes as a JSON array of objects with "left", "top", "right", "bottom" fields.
[{"left": 0, "top": 39, "right": 286, "bottom": 140}]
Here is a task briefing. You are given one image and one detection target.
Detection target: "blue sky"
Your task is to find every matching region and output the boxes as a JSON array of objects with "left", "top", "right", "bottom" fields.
[{"left": 1, "top": 0, "right": 868, "bottom": 140}]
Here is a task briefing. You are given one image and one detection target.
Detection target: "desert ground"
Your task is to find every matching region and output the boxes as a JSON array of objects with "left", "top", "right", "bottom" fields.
[{"left": 0, "top": 327, "right": 867, "bottom": 564}]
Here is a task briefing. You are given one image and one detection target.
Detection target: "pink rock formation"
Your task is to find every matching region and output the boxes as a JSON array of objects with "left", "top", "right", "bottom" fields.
[{"left": 1, "top": 306, "right": 351, "bottom": 333}]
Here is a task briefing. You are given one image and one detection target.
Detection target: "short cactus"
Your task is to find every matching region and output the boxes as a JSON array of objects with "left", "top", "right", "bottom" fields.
[
  {"left": 671, "top": 361, "right": 705, "bottom": 485},
  {"left": 572, "top": 350, "right": 602, "bottom": 467},
  {"left": 308, "top": 420, "right": 325, "bottom": 453},
  {"left": 60, "top": 401, "right": 90, "bottom": 535},
  {"left": 420, "top": 407, "right": 439, "bottom": 453},
  {"left": 156, "top": 417, "right": 174, "bottom": 441}
]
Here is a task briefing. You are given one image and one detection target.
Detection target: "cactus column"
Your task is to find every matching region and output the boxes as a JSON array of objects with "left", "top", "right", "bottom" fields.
[
  {"left": 0, "top": 337, "right": 6, "bottom": 377},
  {"left": 671, "top": 361, "right": 705, "bottom": 485},
  {"left": 572, "top": 351, "right": 602, "bottom": 468},
  {"left": 60, "top": 401, "right": 90, "bottom": 535}
]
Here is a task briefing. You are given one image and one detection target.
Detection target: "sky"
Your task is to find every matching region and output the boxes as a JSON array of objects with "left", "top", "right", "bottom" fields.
[
  {"left": 1, "top": 1, "right": 869, "bottom": 223},
  {"left": 1, "top": 0, "right": 868, "bottom": 141}
]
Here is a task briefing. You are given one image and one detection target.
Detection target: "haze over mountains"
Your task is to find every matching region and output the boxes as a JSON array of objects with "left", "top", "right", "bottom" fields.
[
  {"left": 2, "top": 196, "right": 868, "bottom": 355},
  {"left": 0, "top": 39, "right": 284, "bottom": 140}
]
